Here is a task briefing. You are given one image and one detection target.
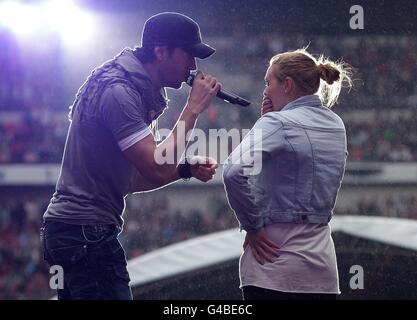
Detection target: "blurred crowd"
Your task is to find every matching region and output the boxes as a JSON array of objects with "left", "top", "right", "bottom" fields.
[
  {"left": 0, "top": 111, "right": 68, "bottom": 163},
  {"left": 1, "top": 108, "right": 417, "bottom": 163},
  {"left": 338, "top": 194, "right": 417, "bottom": 220},
  {"left": 0, "top": 194, "right": 237, "bottom": 299},
  {"left": 0, "top": 191, "right": 416, "bottom": 299},
  {"left": 0, "top": 200, "right": 50, "bottom": 299},
  {"left": 0, "top": 30, "right": 65, "bottom": 112},
  {"left": 346, "top": 110, "right": 417, "bottom": 161},
  {"left": 218, "top": 34, "right": 417, "bottom": 110},
  {"left": 1, "top": 27, "right": 417, "bottom": 299},
  {"left": 1, "top": 33, "right": 417, "bottom": 163}
]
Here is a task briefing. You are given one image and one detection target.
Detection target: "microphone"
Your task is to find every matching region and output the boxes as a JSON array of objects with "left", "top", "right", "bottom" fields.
[{"left": 186, "top": 73, "right": 251, "bottom": 107}]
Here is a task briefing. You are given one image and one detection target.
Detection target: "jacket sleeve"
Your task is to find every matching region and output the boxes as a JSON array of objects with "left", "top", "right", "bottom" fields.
[{"left": 222, "top": 114, "right": 284, "bottom": 232}]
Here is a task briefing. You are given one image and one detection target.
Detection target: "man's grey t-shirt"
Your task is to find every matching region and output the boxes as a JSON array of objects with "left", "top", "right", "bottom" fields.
[{"left": 44, "top": 50, "right": 165, "bottom": 228}]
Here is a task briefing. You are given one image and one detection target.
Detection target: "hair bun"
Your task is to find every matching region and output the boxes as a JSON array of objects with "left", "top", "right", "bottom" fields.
[{"left": 318, "top": 63, "right": 340, "bottom": 85}]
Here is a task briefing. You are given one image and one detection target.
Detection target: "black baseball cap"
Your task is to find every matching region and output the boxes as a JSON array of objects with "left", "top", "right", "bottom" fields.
[{"left": 141, "top": 12, "right": 215, "bottom": 59}]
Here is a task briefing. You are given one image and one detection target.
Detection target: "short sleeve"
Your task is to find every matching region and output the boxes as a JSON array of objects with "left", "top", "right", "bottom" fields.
[{"left": 101, "top": 84, "right": 150, "bottom": 141}]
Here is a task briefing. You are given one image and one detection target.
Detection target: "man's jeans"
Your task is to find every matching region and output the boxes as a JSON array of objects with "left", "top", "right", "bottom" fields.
[{"left": 41, "top": 220, "right": 132, "bottom": 300}]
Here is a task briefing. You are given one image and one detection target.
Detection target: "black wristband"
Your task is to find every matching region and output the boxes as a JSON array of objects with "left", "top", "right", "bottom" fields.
[{"left": 178, "top": 158, "right": 192, "bottom": 180}]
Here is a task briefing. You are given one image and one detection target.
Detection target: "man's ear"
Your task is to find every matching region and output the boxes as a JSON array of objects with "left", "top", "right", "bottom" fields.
[{"left": 154, "top": 46, "right": 168, "bottom": 61}]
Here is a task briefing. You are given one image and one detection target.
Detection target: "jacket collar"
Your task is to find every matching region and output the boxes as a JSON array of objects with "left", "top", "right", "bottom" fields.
[{"left": 281, "top": 95, "right": 323, "bottom": 111}]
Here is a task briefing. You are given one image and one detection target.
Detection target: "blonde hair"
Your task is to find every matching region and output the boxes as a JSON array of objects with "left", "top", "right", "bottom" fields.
[{"left": 269, "top": 48, "right": 352, "bottom": 108}]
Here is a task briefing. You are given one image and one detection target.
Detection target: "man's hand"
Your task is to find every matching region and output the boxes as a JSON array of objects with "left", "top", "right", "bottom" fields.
[
  {"left": 189, "top": 155, "right": 218, "bottom": 182},
  {"left": 243, "top": 228, "right": 280, "bottom": 265},
  {"left": 261, "top": 96, "right": 274, "bottom": 115},
  {"left": 186, "top": 72, "right": 221, "bottom": 115}
]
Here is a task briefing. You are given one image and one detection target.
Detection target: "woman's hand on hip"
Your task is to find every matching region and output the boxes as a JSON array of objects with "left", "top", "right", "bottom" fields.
[{"left": 244, "top": 227, "right": 280, "bottom": 265}]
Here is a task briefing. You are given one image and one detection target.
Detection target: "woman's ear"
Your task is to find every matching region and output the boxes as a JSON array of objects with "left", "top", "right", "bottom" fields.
[{"left": 283, "top": 76, "right": 294, "bottom": 94}]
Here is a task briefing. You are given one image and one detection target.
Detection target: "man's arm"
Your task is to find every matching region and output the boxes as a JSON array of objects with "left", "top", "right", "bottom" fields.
[
  {"left": 128, "top": 153, "right": 218, "bottom": 193},
  {"left": 123, "top": 108, "right": 197, "bottom": 191},
  {"left": 124, "top": 73, "right": 220, "bottom": 192}
]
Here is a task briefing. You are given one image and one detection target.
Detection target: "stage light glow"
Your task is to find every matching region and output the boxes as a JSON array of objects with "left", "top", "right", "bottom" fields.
[
  {"left": 0, "top": 1, "right": 43, "bottom": 36},
  {"left": 0, "top": 0, "right": 95, "bottom": 46},
  {"left": 44, "top": 0, "right": 95, "bottom": 46}
]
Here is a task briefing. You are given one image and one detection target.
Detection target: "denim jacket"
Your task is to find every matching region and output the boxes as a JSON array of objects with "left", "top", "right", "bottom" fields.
[{"left": 223, "top": 95, "right": 347, "bottom": 232}]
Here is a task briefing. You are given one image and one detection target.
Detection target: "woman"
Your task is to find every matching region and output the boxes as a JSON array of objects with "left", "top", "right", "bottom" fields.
[{"left": 223, "top": 48, "right": 352, "bottom": 300}]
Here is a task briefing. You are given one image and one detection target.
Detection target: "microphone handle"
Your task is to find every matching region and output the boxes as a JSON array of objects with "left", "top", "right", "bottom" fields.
[
  {"left": 186, "top": 73, "right": 251, "bottom": 107},
  {"left": 217, "top": 89, "right": 251, "bottom": 107}
]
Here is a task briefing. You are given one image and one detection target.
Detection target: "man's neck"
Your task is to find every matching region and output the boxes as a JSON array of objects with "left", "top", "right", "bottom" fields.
[{"left": 141, "top": 62, "right": 163, "bottom": 91}]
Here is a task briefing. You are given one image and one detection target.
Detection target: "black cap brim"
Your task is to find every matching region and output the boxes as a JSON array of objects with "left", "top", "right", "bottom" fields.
[{"left": 185, "top": 43, "right": 215, "bottom": 59}]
